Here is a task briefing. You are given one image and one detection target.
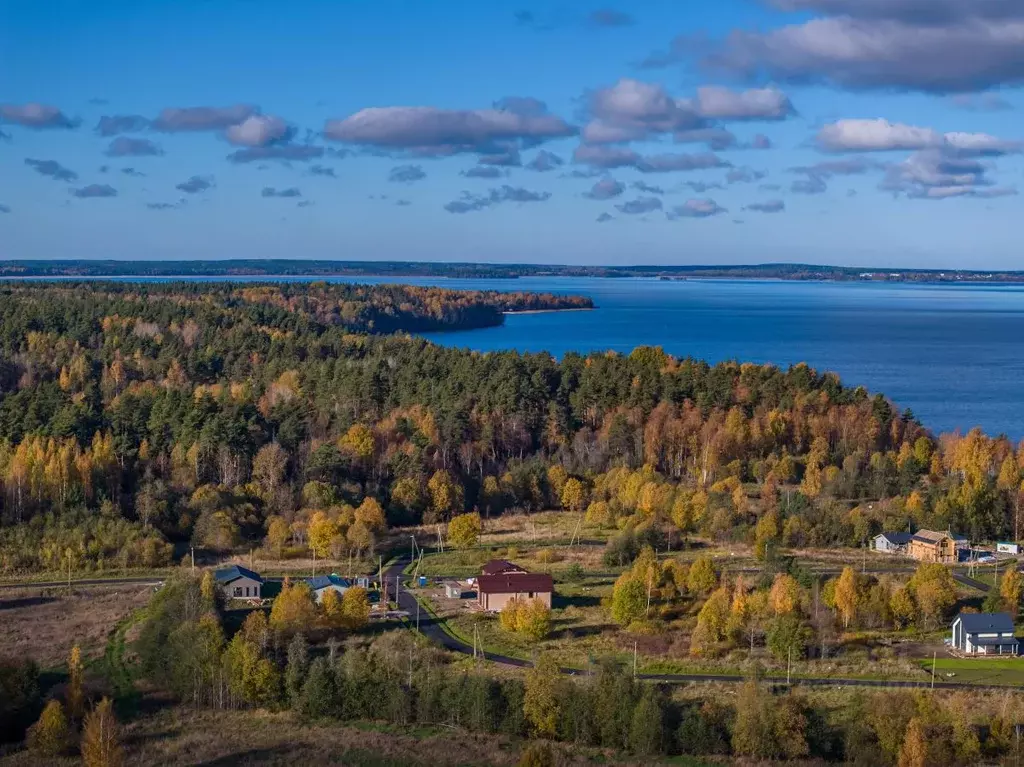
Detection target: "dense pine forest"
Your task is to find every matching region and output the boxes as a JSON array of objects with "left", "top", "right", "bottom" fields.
[{"left": 0, "top": 279, "right": 1020, "bottom": 575}]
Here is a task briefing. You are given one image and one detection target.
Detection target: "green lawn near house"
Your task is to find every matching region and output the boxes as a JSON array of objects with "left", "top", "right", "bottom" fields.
[{"left": 923, "top": 657, "right": 1024, "bottom": 686}]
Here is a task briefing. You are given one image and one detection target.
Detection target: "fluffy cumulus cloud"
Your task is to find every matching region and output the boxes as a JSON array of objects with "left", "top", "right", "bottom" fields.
[
  {"left": 668, "top": 198, "right": 727, "bottom": 218},
  {"left": 225, "top": 115, "right": 291, "bottom": 147},
  {"left": 227, "top": 145, "right": 325, "bottom": 163},
  {"left": 443, "top": 185, "right": 551, "bottom": 213},
  {"left": 261, "top": 187, "right": 302, "bottom": 198},
  {"left": 152, "top": 105, "right": 256, "bottom": 132},
  {"left": 388, "top": 164, "right": 427, "bottom": 183},
  {"left": 699, "top": 1, "right": 1024, "bottom": 93},
  {"left": 744, "top": 199, "right": 786, "bottom": 213},
  {"left": 674, "top": 127, "right": 737, "bottom": 150},
  {"left": 526, "top": 150, "right": 564, "bottom": 171},
  {"left": 105, "top": 137, "right": 163, "bottom": 157},
  {"left": 95, "top": 115, "right": 150, "bottom": 136},
  {"left": 816, "top": 119, "right": 1022, "bottom": 156},
  {"left": 584, "top": 177, "right": 626, "bottom": 200},
  {"left": 176, "top": 175, "right": 214, "bottom": 194},
  {"left": 0, "top": 103, "right": 78, "bottom": 129},
  {"left": 324, "top": 104, "right": 575, "bottom": 156},
  {"left": 695, "top": 86, "right": 794, "bottom": 120},
  {"left": 616, "top": 196, "right": 663, "bottom": 214},
  {"left": 70, "top": 184, "right": 117, "bottom": 198},
  {"left": 880, "top": 148, "right": 1017, "bottom": 199},
  {"left": 584, "top": 79, "right": 703, "bottom": 144},
  {"left": 25, "top": 158, "right": 78, "bottom": 182}
]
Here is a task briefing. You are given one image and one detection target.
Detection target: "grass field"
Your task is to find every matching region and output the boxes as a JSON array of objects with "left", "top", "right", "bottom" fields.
[
  {"left": 0, "top": 705, "right": 712, "bottom": 766},
  {"left": 923, "top": 657, "right": 1024, "bottom": 686},
  {"left": 0, "top": 583, "right": 154, "bottom": 669}
]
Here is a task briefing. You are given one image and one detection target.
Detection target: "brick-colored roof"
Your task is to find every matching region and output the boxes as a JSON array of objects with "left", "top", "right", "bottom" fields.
[{"left": 477, "top": 573, "right": 553, "bottom": 595}]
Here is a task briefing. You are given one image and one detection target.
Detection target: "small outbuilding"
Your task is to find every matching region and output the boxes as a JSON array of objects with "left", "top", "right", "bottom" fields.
[
  {"left": 444, "top": 581, "right": 464, "bottom": 599},
  {"left": 214, "top": 565, "right": 264, "bottom": 600},
  {"left": 306, "top": 573, "right": 353, "bottom": 603},
  {"left": 997, "top": 542, "right": 1020, "bottom": 555},
  {"left": 951, "top": 612, "right": 1019, "bottom": 656}
]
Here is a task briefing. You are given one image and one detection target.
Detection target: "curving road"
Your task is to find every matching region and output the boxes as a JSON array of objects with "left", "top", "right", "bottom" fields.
[{"left": 385, "top": 557, "right": 1012, "bottom": 692}]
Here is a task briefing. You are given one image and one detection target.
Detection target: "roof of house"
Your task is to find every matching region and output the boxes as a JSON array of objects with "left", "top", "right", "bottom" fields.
[
  {"left": 481, "top": 559, "right": 528, "bottom": 576},
  {"left": 911, "top": 529, "right": 951, "bottom": 545},
  {"left": 444, "top": 581, "right": 463, "bottom": 590},
  {"left": 876, "top": 532, "right": 914, "bottom": 545},
  {"left": 955, "top": 612, "right": 1016, "bottom": 634},
  {"left": 306, "top": 574, "right": 352, "bottom": 591},
  {"left": 477, "top": 573, "right": 553, "bottom": 595},
  {"left": 213, "top": 565, "right": 264, "bottom": 584}
]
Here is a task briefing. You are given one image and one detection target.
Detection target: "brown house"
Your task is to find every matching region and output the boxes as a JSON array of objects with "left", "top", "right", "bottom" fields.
[
  {"left": 477, "top": 572, "right": 553, "bottom": 612},
  {"left": 480, "top": 559, "right": 528, "bottom": 576},
  {"left": 908, "top": 530, "right": 957, "bottom": 563}
]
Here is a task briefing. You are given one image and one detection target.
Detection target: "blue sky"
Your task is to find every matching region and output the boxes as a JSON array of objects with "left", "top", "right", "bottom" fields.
[{"left": 1, "top": 0, "right": 1022, "bottom": 267}]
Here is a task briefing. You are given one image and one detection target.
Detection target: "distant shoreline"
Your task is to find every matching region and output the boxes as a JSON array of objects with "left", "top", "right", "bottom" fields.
[
  {"left": 503, "top": 307, "right": 595, "bottom": 315},
  {"left": 4, "top": 259, "right": 1024, "bottom": 284}
]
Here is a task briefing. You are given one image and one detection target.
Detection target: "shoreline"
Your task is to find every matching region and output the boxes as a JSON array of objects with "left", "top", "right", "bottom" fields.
[{"left": 503, "top": 307, "right": 595, "bottom": 315}]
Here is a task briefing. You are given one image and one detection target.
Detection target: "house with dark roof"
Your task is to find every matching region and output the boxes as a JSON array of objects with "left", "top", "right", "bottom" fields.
[
  {"left": 873, "top": 532, "right": 913, "bottom": 554},
  {"left": 480, "top": 559, "right": 528, "bottom": 577},
  {"left": 214, "top": 565, "right": 264, "bottom": 600},
  {"left": 306, "top": 574, "right": 353, "bottom": 603},
  {"left": 951, "top": 612, "right": 1019, "bottom": 656}
]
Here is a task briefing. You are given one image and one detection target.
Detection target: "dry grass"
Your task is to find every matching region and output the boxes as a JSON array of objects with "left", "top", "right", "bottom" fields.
[
  {"left": 0, "top": 705, "right": 688, "bottom": 766},
  {"left": 0, "top": 584, "right": 153, "bottom": 668}
]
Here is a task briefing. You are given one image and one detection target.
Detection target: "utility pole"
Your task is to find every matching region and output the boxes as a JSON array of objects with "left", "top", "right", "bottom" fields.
[
  {"left": 416, "top": 599, "right": 420, "bottom": 632},
  {"left": 633, "top": 641, "right": 638, "bottom": 678},
  {"left": 787, "top": 646, "right": 792, "bottom": 686},
  {"left": 931, "top": 651, "right": 936, "bottom": 690}
]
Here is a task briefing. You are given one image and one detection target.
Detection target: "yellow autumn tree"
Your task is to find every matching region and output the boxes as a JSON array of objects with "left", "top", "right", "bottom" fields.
[
  {"left": 834, "top": 566, "right": 860, "bottom": 629},
  {"left": 81, "top": 698, "right": 123, "bottom": 767},
  {"left": 66, "top": 645, "right": 85, "bottom": 720},
  {"left": 269, "top": 579, "right": 316, "bottom": 633},
  {"left": 447, "top": 511, "right": 482, "bottom": 548},
  {"left": 27, "top": 699, "right": 70, "bottom": 757}
]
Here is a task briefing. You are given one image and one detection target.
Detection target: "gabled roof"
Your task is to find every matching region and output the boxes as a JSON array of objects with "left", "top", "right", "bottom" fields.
[
  {"left": 481, "top": 559, "right": 528, "bottom": 576},
  {"left": 478, "top": 573, "right": 553, "bottom": 595},
  {"left": 911, "top": 529, "right": 950, "bottom": 545},
  {"left": 306, "top": 574, "right": 352, "bottom": 591},
  {"left": 214, "top": 565, "right": 264, "bottom": 584},
  {"left": 955, "top": 612, "right": 1016, "bottom": 634},
  {"left": 876, "top": 532, "right": 913, "bottom": 545}
]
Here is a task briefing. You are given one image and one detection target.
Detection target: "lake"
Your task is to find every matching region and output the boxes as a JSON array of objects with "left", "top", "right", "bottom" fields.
[
  {"left": 19, "top": 274, "right": 1024, "bottom": 439},
  {"left": 391, "top": 276, "right": 1024, "bottom": 441}
]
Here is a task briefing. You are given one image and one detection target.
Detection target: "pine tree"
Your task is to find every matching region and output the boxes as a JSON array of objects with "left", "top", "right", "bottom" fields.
[
  {"left": 299, "top": 656, "right": 338, "bottom": 720},
  {"left": 81, "top": 697, "right": 123, "bottom": 767},
  {"left": 285, "top": 633, "right": 309, "bottom": 708}
]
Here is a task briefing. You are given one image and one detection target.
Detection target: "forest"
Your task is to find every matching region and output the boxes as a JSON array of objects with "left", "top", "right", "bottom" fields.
[{"left": 0, "top": 279, "right": 1021, "bottom": 576}]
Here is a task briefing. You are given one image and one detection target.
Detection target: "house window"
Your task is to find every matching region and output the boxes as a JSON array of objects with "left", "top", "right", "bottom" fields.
[
  {"left": 528, "top": 592, "right": 534, "bottom": 598},
  {"left": 233, "top": 587, "right": 242, "bottom": 596}
]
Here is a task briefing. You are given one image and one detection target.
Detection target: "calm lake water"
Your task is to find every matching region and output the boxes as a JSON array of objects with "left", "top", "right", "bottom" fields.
[
  {"left": 18, "top": 275, "right": 1024, "bottom": 439},
  {"left": 392, "top": 276, "right": 1024, "bottom": 441}
]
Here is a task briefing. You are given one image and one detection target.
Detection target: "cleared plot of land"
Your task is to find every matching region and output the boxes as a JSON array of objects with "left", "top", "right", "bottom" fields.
[
  {"left": 0, "top": 584, "right": 153, "bottom": 668},
  {"left": 0, "top": 705, "right": 705, "bottom": 766}
]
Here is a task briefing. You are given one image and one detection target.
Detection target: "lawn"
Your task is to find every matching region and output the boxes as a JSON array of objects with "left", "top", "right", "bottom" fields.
[{"left": 924, "top": 657, "right": 1024, "bottom": 686}]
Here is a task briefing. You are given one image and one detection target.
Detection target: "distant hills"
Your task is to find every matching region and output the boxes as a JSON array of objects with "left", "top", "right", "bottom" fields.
[{"left": 1, "top": 259, "right": 1022, "bottom": 283}]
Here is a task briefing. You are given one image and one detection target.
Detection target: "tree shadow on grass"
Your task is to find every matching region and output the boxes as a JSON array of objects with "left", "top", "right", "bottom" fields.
[
  {"left": 554, "top": 594, "right": 600, "bottom": 609},
  {"left": 551, "top": 623, "right": 615, "bottom": 640}
]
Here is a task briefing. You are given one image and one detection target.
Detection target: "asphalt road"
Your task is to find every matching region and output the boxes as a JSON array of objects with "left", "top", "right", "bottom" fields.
[{"left": 385, "top": 557, "right": 1011, "bottom": 691}]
